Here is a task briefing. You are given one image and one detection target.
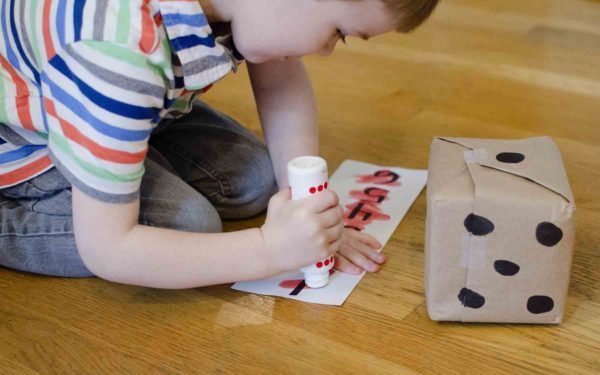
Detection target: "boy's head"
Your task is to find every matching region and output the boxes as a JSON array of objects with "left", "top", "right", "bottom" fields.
[{"left": 223, "top": 0, "right": 439, "bottom": 63}]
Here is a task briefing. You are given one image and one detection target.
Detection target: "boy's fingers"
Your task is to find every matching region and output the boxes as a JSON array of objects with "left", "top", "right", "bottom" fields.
[
  {"left": 304, "top": 190, "right": 339, "bottom": 213},
  {"left": 319, "top": 205, "right": 344, "bottom": 228},
  {"left": 349, "top": 229, "right": 382, "bottom": 249},
  {"left": 351, "top": 238, "right": 385, "bottom": 264},
  {"left": 341, "top": 247, "right": 380, "bottom": 272},
  {"left": 334, "top": 254, "right": 362, "bottom": 275},
  {"left": 328, "top": 236, "right": 343, "bottom": 254},
  {"left": 325, "top": 222, "right": 344, "bottom": 243}
]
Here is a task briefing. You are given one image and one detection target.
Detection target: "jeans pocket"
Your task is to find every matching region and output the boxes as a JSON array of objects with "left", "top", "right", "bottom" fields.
[
  {"left": 29, "top": 188, "right": 73, "bottom": 215},
  {"left": 0, "top": 181, "right": 37, "bottom": 199},
  {"left": 29, "top": 168, "right": 71, "bottom": 194}
]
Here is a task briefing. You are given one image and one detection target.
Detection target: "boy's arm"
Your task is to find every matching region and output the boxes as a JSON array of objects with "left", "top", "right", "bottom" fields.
[
  {"left": 247, "top": 58, "right": 319, "bottom": 189},
  {"left": 72, "top": 186, "right": 269, "bottom": 289}
]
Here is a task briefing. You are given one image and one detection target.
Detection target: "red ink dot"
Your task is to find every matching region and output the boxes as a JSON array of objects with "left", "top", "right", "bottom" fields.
[
  {"left": 309, "top": 187, "right": 316, "bottom": 194},
  {"left": 330, "top": 256, "right": 334, "bottom": 263},
  {"left": 318, "top": 185, "right": 323, "bottom": 192},
  {"left": 324, "top": 182, "right": 328, "bottom": 189},
  {"left": 324, "top": 260, "right": 330, "bottom": 266},
  {"left": 316, "top": 262, "right": 323, "bottom": 268}
]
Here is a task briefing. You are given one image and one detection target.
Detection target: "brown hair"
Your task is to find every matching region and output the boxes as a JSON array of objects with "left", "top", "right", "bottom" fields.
[{"left": 380, "top": 0, "right": 440, "bottom": 33}]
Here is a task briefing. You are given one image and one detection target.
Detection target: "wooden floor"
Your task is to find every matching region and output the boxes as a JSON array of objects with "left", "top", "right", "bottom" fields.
[{"left": 2, "top": 0, "right": 600, "bottom": 373}]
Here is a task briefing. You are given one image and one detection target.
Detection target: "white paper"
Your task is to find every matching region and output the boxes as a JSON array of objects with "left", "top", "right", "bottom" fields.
[{"left": 231, "top": 160, "right": 427, "bottom": 306}]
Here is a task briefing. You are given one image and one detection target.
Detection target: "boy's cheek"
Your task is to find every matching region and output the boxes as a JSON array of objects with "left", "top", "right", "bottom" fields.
[
  {"left": 238, "top": 48, "right": 269, "bottom": 64},
  {"left": 231, "top": 33, "right": 268, "bottom": 63},
  {"left": 236, "top": 43, "right": 277, "bottom": 64}
]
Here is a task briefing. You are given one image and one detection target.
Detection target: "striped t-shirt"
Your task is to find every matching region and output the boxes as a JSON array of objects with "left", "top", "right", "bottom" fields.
[{"left": 0, "top": 0, "right": 243, "bottom": 202}]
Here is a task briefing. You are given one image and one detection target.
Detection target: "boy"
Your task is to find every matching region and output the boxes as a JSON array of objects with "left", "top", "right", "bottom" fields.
[{"left": 0, "top": 0, "right": 438, "bottom": 288}]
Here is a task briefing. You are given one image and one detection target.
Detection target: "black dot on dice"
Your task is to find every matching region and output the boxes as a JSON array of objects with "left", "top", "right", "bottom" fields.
[
  {"left": 496, "top": 152, "right": 525, "bottom": 164},
  {"left": 494, "top": 260, "right": 520, "bottom": 276},
  {"left": 527, "top": 295, "right": 554, "bottom": 314},
  {"left": 536, "top": 222, "right": 563, "bottom": 247},
  {"left": 464, "top": 213, "right": 495, "bottom": 236},
  {"left": 458, "top": 288, "right": 485, "bottom": 309}
]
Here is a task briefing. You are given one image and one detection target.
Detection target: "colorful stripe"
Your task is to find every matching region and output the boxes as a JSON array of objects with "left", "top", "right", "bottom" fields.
[
  {"left": 28, "top": 0, "right": 43, "bottom": 66},
  {"left": 0, "top": 144, "right": 45, "bottom": 163},
  {"left": 56, "top": 0, "right": 66, "bottom": 47},
  {"left": 162, "top": 13, "right": 207, "bottom": 28},
  {"left": 170, "top": 34, "right": 216, "bottom": 51},
  {"left": 0, "top": 154, "right": 52, "bottom": 186},
  {"left": 73, "top": 0, "right": 85, "bottom": 40},
  {"left": 115, "top": 0, "right": 131, "bottom": 44},
  {"left": 44, "top": 98, "right": 147, "bottom": 165},
  {"left": 139, "top": 0, "right": 155, "bottom": 53},
  {"left": 42, "top": 0, "right": 56, "bottom": 59},
  {"left": 0, "top": 54, "right": 35, "bottom": 131}
]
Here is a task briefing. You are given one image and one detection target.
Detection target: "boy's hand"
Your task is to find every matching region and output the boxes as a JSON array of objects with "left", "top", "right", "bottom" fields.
[
  {"left": 260, "top": 189, "right": 344, "bottom": 274},
  {"left": 334, "top": 228, "right": 386, "bottom": 275}
]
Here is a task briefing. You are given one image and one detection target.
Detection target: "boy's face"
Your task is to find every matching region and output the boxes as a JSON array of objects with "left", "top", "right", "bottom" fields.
[{"left": 230, "top": 0, "right": 397, "bottom": 63}]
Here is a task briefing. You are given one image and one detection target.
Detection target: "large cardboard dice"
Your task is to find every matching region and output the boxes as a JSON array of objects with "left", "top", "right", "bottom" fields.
[{"left": 425, "top": 136, "right": 575, "bottom": 323}]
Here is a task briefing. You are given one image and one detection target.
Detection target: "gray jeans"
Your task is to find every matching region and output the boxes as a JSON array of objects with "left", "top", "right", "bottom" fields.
[{"left": 0, "top": 101, "right": 277, "bottom": 277}]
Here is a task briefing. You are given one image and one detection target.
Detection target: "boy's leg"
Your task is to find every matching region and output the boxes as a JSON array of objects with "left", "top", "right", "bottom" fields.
[
  {"left": 0, "top": 147, "right": 222, "bottom": 277},
  {"left": 149, "top": 100, "right": 278, "bottom": 220},
  {"left": 138, "top": 147, "right": 223, "bottom": 233}
]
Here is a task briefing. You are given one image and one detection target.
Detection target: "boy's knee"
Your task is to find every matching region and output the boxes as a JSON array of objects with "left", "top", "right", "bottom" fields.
[
  {"left": 140, "top": 193, "right": 223, "bottom": 234},
  {"left": 221, "top": 146, "right": 277, "bottom": 219},
  {"left": 139, "top": 186, "right": 223, "bottom": 234},
  {"left": 177, "top": 194, "right": 223, "bottom": 233},
  {"left": 140, "top": 157, "right": 223, "bottom": 233}
]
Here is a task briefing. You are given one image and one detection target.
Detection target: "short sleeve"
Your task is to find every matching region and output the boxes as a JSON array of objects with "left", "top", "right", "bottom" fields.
[{"left": 41, "top": 40, "right": 167, "bottom": 203}]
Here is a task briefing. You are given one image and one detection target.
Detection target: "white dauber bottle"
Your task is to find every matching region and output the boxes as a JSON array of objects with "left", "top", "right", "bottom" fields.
[{"left": 287, "top": 156, "right": 335, "bottom": 288}]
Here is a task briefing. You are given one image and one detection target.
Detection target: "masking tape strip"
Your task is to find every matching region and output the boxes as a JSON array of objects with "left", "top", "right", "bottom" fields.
[
  {"left": 460, "top": 233, "right": 487, "bottom": 269},
  {"left": 464, "top": 149, "right": 488, "bottom": 164}
]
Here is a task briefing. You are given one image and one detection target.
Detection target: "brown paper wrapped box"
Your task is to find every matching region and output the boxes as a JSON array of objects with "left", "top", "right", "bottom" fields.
[{"left": 425, "top": 136, "right": 575, "bottom": 323}]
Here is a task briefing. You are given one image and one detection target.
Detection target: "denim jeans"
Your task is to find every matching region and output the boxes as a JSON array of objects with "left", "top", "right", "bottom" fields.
[{"left": 0, "top": 101, "right": 277, "bottom": 277}]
